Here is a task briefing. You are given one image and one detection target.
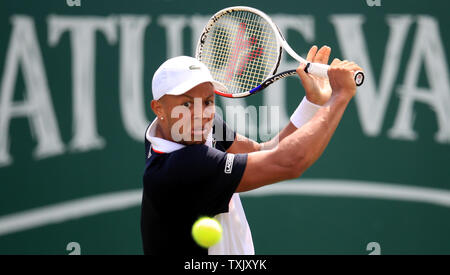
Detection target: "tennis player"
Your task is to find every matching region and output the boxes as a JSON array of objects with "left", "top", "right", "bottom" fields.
[{"left": 140, "top": 46, "right": 363, "bottom": 255}]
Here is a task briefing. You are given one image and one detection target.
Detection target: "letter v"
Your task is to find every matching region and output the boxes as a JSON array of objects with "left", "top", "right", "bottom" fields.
[{"left": 330, "top": 15, "right": 412, "bottom": 136}]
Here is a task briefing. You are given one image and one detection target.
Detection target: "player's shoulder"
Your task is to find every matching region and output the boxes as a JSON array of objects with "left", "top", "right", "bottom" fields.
[{"left": 168, "top": 144, "right": 225, "bottom": 166}]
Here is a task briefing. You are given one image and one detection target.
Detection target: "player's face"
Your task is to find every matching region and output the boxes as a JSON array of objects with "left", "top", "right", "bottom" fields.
[{"left": 159, "top": 82, "right": 215, "bottom": 145}]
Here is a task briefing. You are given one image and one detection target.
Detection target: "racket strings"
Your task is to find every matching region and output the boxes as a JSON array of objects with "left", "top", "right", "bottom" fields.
[
  {"left": 223, "top": 12, "right": 277, "bottom": 92},
  {"left": 200, "top": 11, "right": 279, "bottom": 94}
]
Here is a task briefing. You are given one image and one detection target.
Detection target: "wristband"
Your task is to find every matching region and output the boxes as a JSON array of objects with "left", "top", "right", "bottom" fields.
[{"left": 290, "top": 97, "right": 322, "bottom": 128}]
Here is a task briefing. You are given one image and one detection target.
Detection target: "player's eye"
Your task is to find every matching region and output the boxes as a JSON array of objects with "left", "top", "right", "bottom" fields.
[
  {"left": 205, "top": 100, "right": 214, "bottom": 106},
  {"left": 182, "top": 102, "right": 192, "bottom": 108}
]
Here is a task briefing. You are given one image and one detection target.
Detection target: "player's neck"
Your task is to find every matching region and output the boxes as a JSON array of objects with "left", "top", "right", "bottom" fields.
[{"left": 155, "top": 121, "right": 173, "bottom": 142}]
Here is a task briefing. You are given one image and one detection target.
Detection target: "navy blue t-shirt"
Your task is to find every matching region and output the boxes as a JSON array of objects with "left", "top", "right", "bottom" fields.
[{"left": 141, "top": 115, "right": 248, "bottom": 255}]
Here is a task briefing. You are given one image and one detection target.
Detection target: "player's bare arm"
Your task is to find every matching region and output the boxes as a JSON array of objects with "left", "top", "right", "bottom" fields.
[{"left": 236, "top": 58, "right": 363, "bottom": 192}]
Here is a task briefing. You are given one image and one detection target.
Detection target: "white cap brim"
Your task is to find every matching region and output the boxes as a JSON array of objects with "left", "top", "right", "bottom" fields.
[{"left": 165, "top": 78, "right": 228, "bottom": 97}]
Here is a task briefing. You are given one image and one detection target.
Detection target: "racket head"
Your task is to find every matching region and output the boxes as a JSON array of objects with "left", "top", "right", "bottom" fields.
[{"left": 196, "top": 6, "right": 283, "bottom": 97}]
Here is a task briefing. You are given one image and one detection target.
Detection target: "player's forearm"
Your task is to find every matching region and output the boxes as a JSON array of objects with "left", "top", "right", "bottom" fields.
[
  {"left": 228, "top": 121, "right": 300, "bottom": 153},
  {"left": 261, "top": 97, "right": 322, "bottom": 151},
  {"left": 275, "top": 94, "right": 351, "bottom": 177},
  {"left": 237, "top": 94, "right": 350, "bottom": 193},
  {"left": 259, "top": 122, "right": 297, "bottom": 151}
]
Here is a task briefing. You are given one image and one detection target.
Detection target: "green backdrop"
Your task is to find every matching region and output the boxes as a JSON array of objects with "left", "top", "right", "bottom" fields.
[{"left": 1, "top": 0, "right": 449, "bottom": 254}]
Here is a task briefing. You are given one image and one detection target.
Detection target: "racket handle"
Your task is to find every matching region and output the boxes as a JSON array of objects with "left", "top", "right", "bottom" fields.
[
  {"left": 305, "top": 62, "right": 365, "bottom": 86},
  {"left": 304, "top": 62, "right": 329, "bottom": 78}
]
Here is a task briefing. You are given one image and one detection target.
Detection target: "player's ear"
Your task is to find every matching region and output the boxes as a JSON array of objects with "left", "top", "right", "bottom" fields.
[{"left": 151, "top": 100, "right": 164, "bottom": 119}]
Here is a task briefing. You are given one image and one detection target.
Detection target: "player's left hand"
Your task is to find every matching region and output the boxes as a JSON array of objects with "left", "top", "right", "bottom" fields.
[{"left": 296, "top": 45, "right": 333, "bottom": 106}]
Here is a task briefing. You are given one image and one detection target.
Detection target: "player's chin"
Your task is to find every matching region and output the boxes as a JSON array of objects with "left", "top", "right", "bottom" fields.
[{"left": 180, "top": 138, "right": 207, "bottom": 146}]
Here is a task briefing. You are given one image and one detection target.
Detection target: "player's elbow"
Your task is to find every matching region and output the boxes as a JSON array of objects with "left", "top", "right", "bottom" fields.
[
  {"left": 285, "top": 166, "right": 304, "bottom": 179},
  {"left": 279, "top": 150, "right": 309, "bottom": 179},
  {"left": 289, "top": 158, "right": 310, "bottom": 179}
]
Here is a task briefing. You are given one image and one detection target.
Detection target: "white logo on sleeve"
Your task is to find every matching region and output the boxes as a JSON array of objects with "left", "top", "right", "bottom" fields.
[{"left": 224, "top": 154, "right": 235, "bottom": 174}]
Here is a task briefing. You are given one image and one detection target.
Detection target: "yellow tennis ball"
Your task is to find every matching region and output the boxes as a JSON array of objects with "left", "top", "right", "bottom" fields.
[{"left": 191, "top": 217, "right": 223, "bottom": 248}]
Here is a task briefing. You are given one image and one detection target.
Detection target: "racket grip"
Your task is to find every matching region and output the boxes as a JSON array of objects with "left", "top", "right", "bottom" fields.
[
  {"left": 305, "top": 62, "right": 365, "bottom": 86},
  {"left": 304, "top": 62, "right": 329, "bottom": 78}
]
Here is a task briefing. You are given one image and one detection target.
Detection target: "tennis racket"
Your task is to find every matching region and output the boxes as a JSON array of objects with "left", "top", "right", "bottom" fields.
[{"left": 195, "top": 6, "right": 365, "bottom": 98}]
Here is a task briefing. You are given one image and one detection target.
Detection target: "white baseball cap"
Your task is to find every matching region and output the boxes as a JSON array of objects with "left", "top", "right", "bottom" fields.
[{"left": 151, "top": 56, "right": 227, "bottom": 100}]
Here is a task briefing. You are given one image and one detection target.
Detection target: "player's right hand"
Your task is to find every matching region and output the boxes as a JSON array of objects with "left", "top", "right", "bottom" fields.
[{"left": 327, "top": 58, "right": 363, "bottom": 100}]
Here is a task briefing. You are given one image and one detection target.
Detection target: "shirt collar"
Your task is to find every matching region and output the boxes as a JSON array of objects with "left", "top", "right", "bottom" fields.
[{"left": 146, "top": 118, "right": 213, "bottom": 153}]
